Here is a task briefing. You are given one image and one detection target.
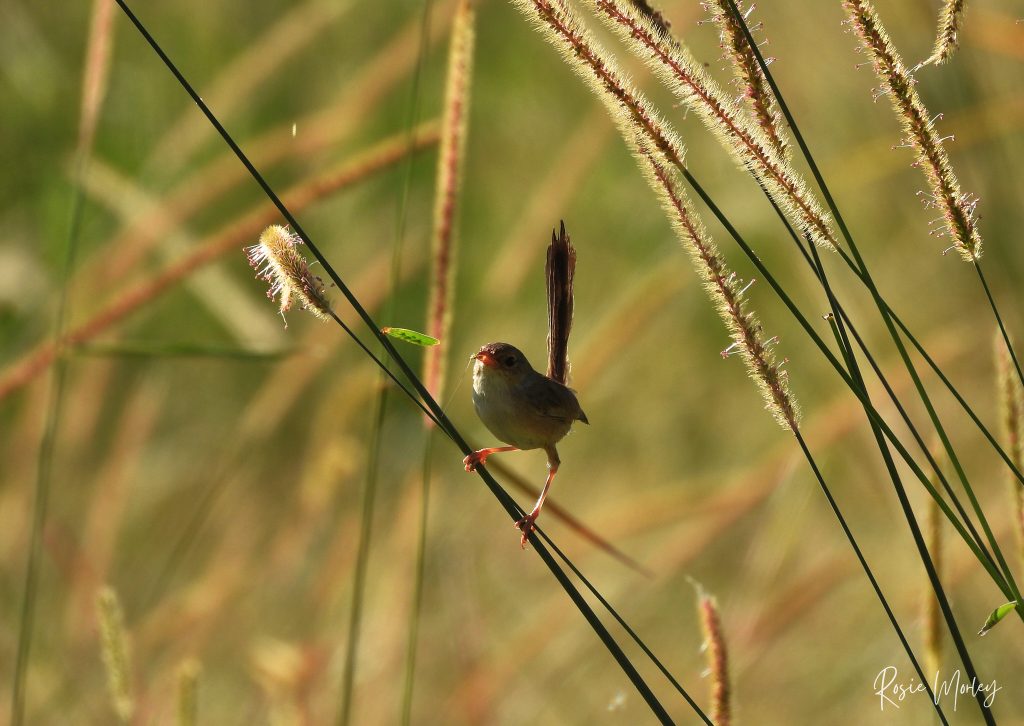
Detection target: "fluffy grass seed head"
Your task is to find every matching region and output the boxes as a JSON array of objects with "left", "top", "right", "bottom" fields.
[
  {"left": 704, "top": 0, "right": 788, "bottom": 158},
  {"left": 921, "top": 0, "right": 967, "bottom": 68},
  {"left": 695, "top": 585, "right": 731, "bottom": 726},
  {"left": 514, "top": 0, "right": 798, "bottom": 430},
  {"left": 96, "top": 587, "right": 134, "bottom": 723},
  {"left": 246, "top": 225, "right": 332, "bottom": 324},
  {"left": 844, "top": 0, "right": 981, "bottom": 261},
  {"left": 595, "top": 0, "right": 837, "bottom": 251},
  {"left": 639, "top": 142, "right": 799, "bottom": 430}
]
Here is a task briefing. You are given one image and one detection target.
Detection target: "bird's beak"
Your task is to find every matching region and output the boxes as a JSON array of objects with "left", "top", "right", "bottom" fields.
[{"left": 475, "top": 350, "right": 499, "bottom": 368}]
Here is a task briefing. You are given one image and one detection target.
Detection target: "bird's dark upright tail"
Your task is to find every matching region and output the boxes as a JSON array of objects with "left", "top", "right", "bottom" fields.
[{"left": 546, "top": 221, "right": 576, "bottom": 385}]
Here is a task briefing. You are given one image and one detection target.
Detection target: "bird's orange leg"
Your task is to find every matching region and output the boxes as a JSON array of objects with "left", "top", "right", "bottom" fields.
[
  {"left": 515, "top": 461, "right": 558, "bottom": 548},
  {"left": 463, "top": 446, "right": 518, "bottom": 472}
]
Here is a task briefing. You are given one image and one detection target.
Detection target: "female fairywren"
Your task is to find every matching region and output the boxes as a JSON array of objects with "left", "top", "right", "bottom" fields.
[{"left": 464, "top": 222, "right": 586, "bottom": 547}]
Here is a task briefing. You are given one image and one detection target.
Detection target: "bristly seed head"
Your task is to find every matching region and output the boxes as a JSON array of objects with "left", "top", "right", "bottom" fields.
[{"left": 245, "top": 225, "right": 332, "bottom": 325}]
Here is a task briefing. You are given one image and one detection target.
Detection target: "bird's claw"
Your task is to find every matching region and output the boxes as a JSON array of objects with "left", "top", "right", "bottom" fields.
[
  {"left": 463, "top": 452, "right": 483, "bottom": 472},
  {"left": 515, "top": 513, "right": 538, "bottom": 549}
]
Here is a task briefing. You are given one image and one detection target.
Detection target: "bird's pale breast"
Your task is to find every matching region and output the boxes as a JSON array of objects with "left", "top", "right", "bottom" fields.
[{"left": 472, "top": 362, "right": 579, "bottom": 451}]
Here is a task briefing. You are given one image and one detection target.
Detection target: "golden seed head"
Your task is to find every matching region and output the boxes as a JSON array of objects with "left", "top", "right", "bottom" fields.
[{"left": 246, "top": 225, "right": 332, "bottom": 324}]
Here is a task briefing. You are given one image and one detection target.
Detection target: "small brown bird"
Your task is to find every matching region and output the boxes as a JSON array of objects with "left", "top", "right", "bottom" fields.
[{"left": 464, "top": 222, "right": 587, "bottom": 547}]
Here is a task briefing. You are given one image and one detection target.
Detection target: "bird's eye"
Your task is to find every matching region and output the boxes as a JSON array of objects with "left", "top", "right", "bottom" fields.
[{"left": 503, "top": 355, "right": 516, "bottom": 367}]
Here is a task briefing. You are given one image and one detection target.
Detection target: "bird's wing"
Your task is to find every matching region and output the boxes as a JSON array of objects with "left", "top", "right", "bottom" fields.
[
  {"left": 546, "top": 221, "right": 576, "bottom": 386},
  {"left": 526, "top": 375, "right": 582, "bottom": 424}
]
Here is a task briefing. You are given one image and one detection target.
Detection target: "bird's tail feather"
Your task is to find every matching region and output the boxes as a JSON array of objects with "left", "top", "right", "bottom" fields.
[{"left": 546, "top": 221, "right": 576, "bottom": 385}]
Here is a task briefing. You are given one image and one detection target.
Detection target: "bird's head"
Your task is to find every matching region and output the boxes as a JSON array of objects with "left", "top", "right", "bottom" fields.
[{"left": 473, "top": 342, "right": 533, "bottom": 383}]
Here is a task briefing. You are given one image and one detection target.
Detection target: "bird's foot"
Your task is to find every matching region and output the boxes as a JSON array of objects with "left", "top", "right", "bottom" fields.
[
  {"left": 514, "top": 512, "right": 538, "bottom": 549},
  {"left": 463, "top": 451, "right": 485, "bottom": 472}
]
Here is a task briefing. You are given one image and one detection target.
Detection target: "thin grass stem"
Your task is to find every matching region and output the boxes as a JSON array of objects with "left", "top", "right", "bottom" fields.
[{"left": 12, "top": 1, "right": 114, "bottom": 716}]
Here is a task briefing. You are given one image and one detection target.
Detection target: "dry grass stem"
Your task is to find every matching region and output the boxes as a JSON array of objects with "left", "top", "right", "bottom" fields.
[
  {"left": 0, "top": 123, "right": 438, "bottom": 403},
  {"left": 704, "top": 0, "right": 788, "bottom": 158},
  {"left": 96, "top": 587, "right": 134, "bottom": 723},
  {"left": 79, "top": 0, "right": 116, "bottom": 156},
  {"left": 921, "top": 0, "right": 968, "bottom": 68},
  {"left": 595, "top": 0, "right": 837, "bottom": 250},
  {"left": 697, "top": 587, "right": 731, "bottom": 726},
  {"left": 995, "top": 330, "right": 1024, "bottom": 568},
  {"left": 246, "top": 225, "right": 333, "bottom": 323},
  {"left": 423, "top": 0, "right": 475, "bottom": 406},
  {"left": 844, "top": 0, "right": 981, "bottom": 261}
]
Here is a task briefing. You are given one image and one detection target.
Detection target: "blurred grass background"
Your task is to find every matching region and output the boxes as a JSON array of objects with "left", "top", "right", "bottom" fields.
[{"left": 2, "top": 0, "right": 1024, "bottom": 722}]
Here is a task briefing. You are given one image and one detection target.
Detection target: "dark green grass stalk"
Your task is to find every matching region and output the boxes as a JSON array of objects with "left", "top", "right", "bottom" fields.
[
  {"left": 112, "top": 2, "right": 714, "bottom": 719},
  {"left": 338, "top": 1, "right": 433, "bottom": 723},
  {"left": 683, "top": 149, "right": 990, "bottom": 724},
  {"left": 12, "top": 1, "right": 115, "bottom": 716},
  {"left": 721, "top": 0, "right": 1023, "bottom": 620},
  {"left": 598, "top": 0, "right": 1017, "bottom": 614},
  {"left": 757, "top": 188, "right": 1001, "bottom": 583},
  {"left": 759, "top": 177, "right": 1024, "bottom": 585},
  {"left": 654, "top": 138, "right": 979, "bottom": 716},
  {"left": 835, "top": 0, "right": 1022, "bottom": 606},
  {"left": 925, "top": 491, "right": 944, "bottom": 681},
  {"left": 533, "top": 527, "right": 712, "bottom": 722}
]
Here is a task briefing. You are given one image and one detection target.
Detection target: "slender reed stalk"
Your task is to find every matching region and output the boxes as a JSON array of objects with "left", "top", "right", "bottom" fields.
[
  {"left": 696, "top": 587, "right": 731, "bottom": 726},
  {"left": 921, "top": 0, "right": 968, "bottom": 68},
  {"left": 595, "top": 0, "right": 837, "bottom": 249},
  {"left": 704, "top": 0, "right": 788, "bottom": 158},
  {"left": 844, "top": 0, "right": 980, "bottom": 260},
  {"left": 12, "top": 3, "right": 114, "bottom": 722},
  {"left": 996, "top": 331, "right": 1024, "bottom": 569},
  {"left": 924, "top": 492, "right": 944, "bottom": 682},
  {"left": 405, "top": 1, "right": 473, "bottom": 722},
  {"left": 96, "top": 587, "right": 134, "bottom": 723}
]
